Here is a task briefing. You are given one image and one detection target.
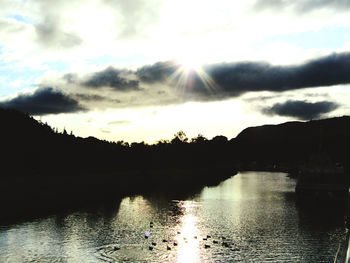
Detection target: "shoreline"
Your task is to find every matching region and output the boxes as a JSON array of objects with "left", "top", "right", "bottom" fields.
[{"left": 0, "top": 167, "right": 236, "bottom": 224}]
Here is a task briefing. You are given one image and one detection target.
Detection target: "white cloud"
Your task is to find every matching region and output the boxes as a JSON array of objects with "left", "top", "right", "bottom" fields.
[
  {"left": 1, "top": 0, "right": 350, "bottom": 141},
  {"left": 0, "top": 0, "right": 349, "bottom": 70}
]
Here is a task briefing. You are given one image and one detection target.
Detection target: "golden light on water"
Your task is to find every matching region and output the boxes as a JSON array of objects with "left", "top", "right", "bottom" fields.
[{"left": 176, "top": 202, "right": 202, "bottom": 263}]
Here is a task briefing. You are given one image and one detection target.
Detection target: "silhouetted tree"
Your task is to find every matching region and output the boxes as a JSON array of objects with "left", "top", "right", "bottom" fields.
[
  {"left": 211, "top": 135, "right": 228, "bottom": 144},
  {"left": 171, "top": 131, "right": 188, "bottom": 144},
  {"left": 191, "top": 134, "right": 207, "bottom": 144}
]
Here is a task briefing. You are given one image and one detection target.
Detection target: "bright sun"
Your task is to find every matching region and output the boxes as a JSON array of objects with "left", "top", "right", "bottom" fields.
[
  {"left": 176, "top": 49, "right": 203, "bottom": 72},
  {"left": 168, "top": 52, "right": 219, "bottom": 95},
  {"left": 179, "top": 57, "right": 202, "bottom": 72}
]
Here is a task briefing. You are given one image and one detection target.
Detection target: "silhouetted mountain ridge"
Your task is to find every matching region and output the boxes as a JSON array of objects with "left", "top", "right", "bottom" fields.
[
  {"left": 232, "top": 116, "right": 350, "bottom": 168},
  {"left": 2, "top": 107, "right": 350, "bottom": 222},
  {"left": 2, "top": 107, "right": 350, "bottom": 173}
]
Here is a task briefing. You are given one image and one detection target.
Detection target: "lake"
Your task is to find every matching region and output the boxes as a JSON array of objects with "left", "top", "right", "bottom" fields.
[{"left": 0, "top": 171, "right": 347, "bottom": 262}]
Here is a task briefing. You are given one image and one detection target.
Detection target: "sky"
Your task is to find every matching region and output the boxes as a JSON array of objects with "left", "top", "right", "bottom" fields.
[{"left": 1, "top": 0, "right": 350, "bottom": 143}]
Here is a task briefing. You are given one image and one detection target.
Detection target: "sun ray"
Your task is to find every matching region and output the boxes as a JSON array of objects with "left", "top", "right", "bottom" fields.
[
  {"left": 154, "top": 58, "right": 221, "bottom": 99},
  {"left": 195, "top": 68, "right": 221, "bottom": 94}
]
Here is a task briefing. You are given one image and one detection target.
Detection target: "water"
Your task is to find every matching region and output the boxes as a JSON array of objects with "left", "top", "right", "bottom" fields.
[{"left": 0, "top": 171, "right": 346, "bottom": 262}]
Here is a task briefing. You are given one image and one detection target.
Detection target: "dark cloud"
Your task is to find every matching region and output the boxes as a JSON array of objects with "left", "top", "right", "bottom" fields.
[
  {"left": 74, "top": 93, "right": 107, "bottom": 101},
  {"left": 111, "top": 52, "right": 350, "bottom": 98},
  {"left": 80, "top": 61, "right": 177, "bottom": 91},
  {"left": 76, "top": 52, "right": 350, "bottom": 98},
  {"left": 252, "top": 0, "right": 350, "bottom": 13},
  {"left": 49, "top": 52, "right": 350, "bottom": 112},
  {"left": 136, "top": 61, "right": 178, "bottom": 84},
  {"left": 194, "top": 52, "right": 350, "bottom": 96},
  {"left": 73, "top": 93, "right": 122, "bottom": 104},
  {"left": 0, "top": 87, "right": 85, "bottom": 115},
  {"left": 83, "top": 67, "right": 139, "bottom": 91},
  {"left": 263, "top": 100, "right": 339, "bottom": 120}
]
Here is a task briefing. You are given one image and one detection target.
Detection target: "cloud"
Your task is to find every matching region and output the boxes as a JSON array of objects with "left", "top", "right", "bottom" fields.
[
  {"left": 104, "top": 0, "right": 162, "bottom": 39},
  {"left": 196, "top": 52, "right": 350, "bottom": 96},
  {"left": 0, "top": 17, "right": 32, "bottom": 46},
  {"left": 108, "top": 120, "right": 131, "bottom": 126},
  {"left": 75, "top": 60, "right": 178, "bottom": 90},
  {"left": 100, "top": 128, "right": 111, "bottom": 133},
  {"left": 35, "top": 18, "right": 82, "bottom": 48},
  {"left": 74, "top": 93, "right": 109, "bottom": 101},
  {"left": 37, "top": 52, "right": 350, "bottom": 113},
  {"left": 0, "top": 87, "right": 85, "bottom": 115},
  {"left": 130, "top": 52, "right": 350, "bottom": 98},
  {"left": 263, "top": 100, "right": 339, "bottom": 120},
  {"left": 31, "top": 0, "right": 83, "bottom": 49},
  {"left": 73, "top": 93, "right": 122, "bottom": 104},
  {"left": 252, "top": 0, "right": 350, "bottom": 13},
  {"left": 82, "top": 67, "right": 140, "bottom": 91},
  {"left": 136, "top": 61, "right": 179, "bottom": 84}
]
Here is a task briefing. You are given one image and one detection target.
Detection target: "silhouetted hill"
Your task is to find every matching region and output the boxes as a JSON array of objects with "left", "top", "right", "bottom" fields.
[
  {"left": 0, "top": 108, "right": 235, "bottom": 176},
  {"left": 231, "top": 116, "right": 350, "bottom": 171},
  {"left": 2, "top": 107, "right": 350, "bottom": 221},
  {"left": 2, "top": 107, "right": 350, "bottom": 174},
  {"left": 0, "top": 108, "right": 133, "bottom": 175},
  {"left": 0, "top": 108, "right": 235, "bottom": 221},
  {"left": 2, "top": 107, "right": 350, "bottom": 171}
]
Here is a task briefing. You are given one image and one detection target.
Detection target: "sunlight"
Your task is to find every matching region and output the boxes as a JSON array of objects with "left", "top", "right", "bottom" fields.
[
  {"left": 178, "top": 56, "right": 202, "bottom": 72},
  {"left": 176, "top": 202, "right": 202, "bottom": 263},
  {"left": 67, "top": 2, "right": 116, "bottom": 45},
  {"left": 167, "top": 54, "right": 220, "bottom": 96},
  {"left": 175, "top": 42, "right": 206, "bottom": 73}
]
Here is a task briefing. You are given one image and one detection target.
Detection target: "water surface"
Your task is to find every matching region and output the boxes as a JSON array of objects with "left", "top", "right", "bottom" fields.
[{"left": 0, "top": 172, "right": 346, "bottom": 262}]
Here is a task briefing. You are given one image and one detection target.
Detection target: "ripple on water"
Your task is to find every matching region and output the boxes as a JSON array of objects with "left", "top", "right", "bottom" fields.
[{"left": 0, "top": 172, "right": 346, "bottom": 263}]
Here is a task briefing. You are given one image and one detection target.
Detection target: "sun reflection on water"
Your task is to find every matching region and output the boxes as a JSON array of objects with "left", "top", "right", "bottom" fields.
[{"left": 176, "top": 201, "right": 203, "bottom": 263}]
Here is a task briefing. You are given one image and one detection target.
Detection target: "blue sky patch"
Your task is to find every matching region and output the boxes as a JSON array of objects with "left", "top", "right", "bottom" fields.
[
  {"left": 7, "top": 14, "right": 34, "bottom": 24},
  {"left": 259, "top": 26, "right": 350, "bottom": 50},
  {"left": 0, "top": 66, "right": 45, "bottom": 97}
]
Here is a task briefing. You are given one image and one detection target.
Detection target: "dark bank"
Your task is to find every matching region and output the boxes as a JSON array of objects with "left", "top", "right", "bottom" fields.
[{"left": 1, "top": 107, "right": 350, "bottom": 223}]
